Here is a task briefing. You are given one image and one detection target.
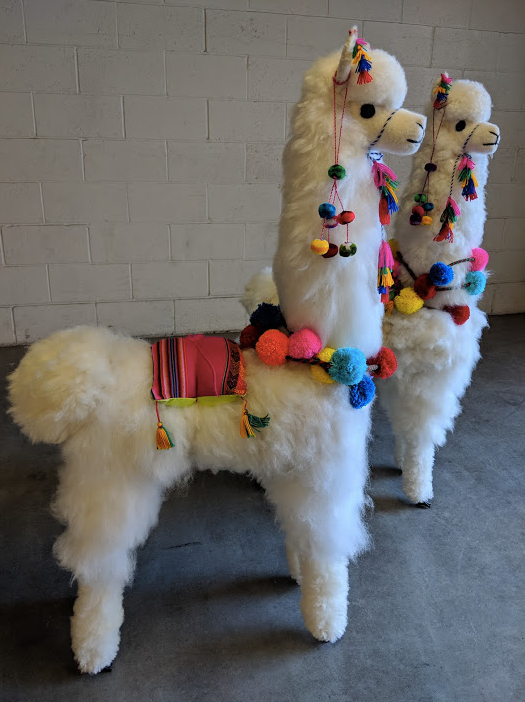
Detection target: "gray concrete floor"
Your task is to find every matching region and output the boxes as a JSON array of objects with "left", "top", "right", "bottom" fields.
[{"left": 1, "top": 315, "right": 524, "bottom": 702}]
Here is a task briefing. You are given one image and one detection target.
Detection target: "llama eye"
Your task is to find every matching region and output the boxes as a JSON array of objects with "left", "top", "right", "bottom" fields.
[
  {"left": 360, "top": 104, "right": 376, "bottom": 119},
  {"left": 456, "top": 120, "right": 466, "bottom": 132}
]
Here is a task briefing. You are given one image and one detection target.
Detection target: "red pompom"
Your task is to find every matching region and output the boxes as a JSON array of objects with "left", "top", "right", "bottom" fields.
[
  {"left": 413, "top": 273, "right": 437, "bottom": 300},
  {"left": 367, "top": 347, "right": 397, "bottom": 379},
  {"left": 337, "top": 210, "right": 355, "bottom": 225},
  {"left": 444, "top": 305, "right": 470, "bottom": 326},
  {"left": 412, "top": 205, "right": 425, "bottom": 216},
  {"left": 255, "top": 329, "right": 289, "bottom": 366},
  {"left": 239, "top": 324, "right": 262, "bottom": 349}
]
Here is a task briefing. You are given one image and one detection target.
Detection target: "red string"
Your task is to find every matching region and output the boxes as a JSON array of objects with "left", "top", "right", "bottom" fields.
[{"left": 333, "top": 78, "right": 350, "bottom": 164}]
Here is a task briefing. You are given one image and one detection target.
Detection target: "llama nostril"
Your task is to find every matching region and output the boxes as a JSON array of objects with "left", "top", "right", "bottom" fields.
[{"left": 489, "top": 131, "right": 499, "bottom": 136}]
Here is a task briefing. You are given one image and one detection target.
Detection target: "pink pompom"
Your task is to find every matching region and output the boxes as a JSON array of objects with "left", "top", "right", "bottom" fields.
[
  {"left": 471, "top": 247, "right": 489, "bottom": 272},
  {"left": 288, "top": 328, "right": 323, "bottom": 360}
]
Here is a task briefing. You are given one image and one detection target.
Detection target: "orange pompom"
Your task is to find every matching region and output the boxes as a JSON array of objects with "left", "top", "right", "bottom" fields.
[
  {"left": 311, "top": 239, "right": 329, "bottom": 255},
  {"left": 255, "top": 329, "right": 289, "bottom": 366}
]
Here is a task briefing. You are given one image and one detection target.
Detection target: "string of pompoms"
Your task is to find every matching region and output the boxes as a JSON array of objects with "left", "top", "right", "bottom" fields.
[{"left": 310, "top": 46, "right": 360, "bottom": 259}]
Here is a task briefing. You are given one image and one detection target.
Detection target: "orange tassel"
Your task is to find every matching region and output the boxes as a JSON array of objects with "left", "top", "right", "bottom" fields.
[
  {"left": 357, "top": 71, "right": 373, "bottom": 85},
  {"left": 156, "top": 421, "right": 174, "bottom": 450},
  {"left": 240, "top": 400, "right": 257, "bottom": 438},
  {"left": 379, "top": 194, "right": 390, "bottom": 225}
]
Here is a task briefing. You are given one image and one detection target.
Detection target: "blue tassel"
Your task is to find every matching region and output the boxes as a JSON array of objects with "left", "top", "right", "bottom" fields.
[{"left": 357, "top": 56, "right": 372, "bottom": 73}]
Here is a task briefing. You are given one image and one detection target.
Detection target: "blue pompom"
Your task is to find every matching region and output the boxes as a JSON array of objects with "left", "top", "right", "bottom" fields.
[
  {"left": 328, "top": 347, "right": 367, "bottom": 385},
  {"left": 349, "top": 375, "right": 376, "bottom": 409},
  {"left": 465, "top": 270, "right": 486, "bottom": 296},
  {"left": 429, "top": 262, "right": 454, "bottom": 286},
  {"left": 250, "top": 302, "right": 284, "bottom": 330},
  {"left": 318, "top": 202, "right": 336, "bottom": 219}
]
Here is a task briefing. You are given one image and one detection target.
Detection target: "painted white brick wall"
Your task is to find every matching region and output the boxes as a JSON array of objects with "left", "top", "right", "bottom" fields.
[{"left": 0, "top": 0, "right": 524, "bottom": 345}]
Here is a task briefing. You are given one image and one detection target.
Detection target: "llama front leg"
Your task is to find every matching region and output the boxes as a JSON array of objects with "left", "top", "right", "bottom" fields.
[
  {"left": 401, "top": 435, "right": 435, "bottom": 507},
  {"left": 53, "top": 452, "right": 166, "bottom": 673},
  {"left": 299, "top": 557, "right": 349, "bottom": 643},
  {"left": 285, "top": 539, "right": 301, "bottom": 583}
]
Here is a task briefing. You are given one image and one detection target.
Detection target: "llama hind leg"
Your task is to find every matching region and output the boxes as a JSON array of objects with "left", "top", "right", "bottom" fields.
[
  {"left": 285, "top": 539, "right": 301, "bottom": 583},
  {"left": 53, "top": 454, "right": 166, "bottom": 673}
]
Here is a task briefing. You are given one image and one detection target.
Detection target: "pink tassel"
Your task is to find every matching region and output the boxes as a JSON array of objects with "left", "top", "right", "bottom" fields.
[{"left": 448, "top": 196, "right": 461, "bottom": 217}]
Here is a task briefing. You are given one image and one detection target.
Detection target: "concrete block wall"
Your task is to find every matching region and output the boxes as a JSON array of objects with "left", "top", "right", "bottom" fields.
[{"left": 0, "top": 0, "right": 524, "bottom": 344}]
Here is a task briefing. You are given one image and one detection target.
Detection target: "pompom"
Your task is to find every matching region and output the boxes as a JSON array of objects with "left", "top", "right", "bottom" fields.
[
  {"left": 394, "top": 287, "right": 424, "bottom": 314},
  {"left": 255, "top": 329, "right": 289, "bottom": 366},
  {"left": 388, "top": 238, "right": 399, "bottom": 256},
  {"left": 337, "top": 210, "right": 355, "bottom": 224},
  {"left": 318, "top": 202, "right": 336, "bottom": 219},
  {"left": 367, "top": 347, "right": 397, "bottom": 379},
  {"left": 429, "top": 262, "right": 454, "bottom": 286},
  {"left": 424, "top": 202, "right": 434, "bottom": 211},
  {"left": 325, "top": 217, "right": 339, "bottom": 229},
  {"left": 471, "top": 247, "right": 489, "bottom": 272},
  {"left": 339, "top": 242, "right": 357, "bottom": 257},
  {"left": 349, "top": 375, "right": 376, "bottom": 409},
  {"left": 323, "top": 243, "right": 339, "bottom": 258},
  {"left": 412, "top": 205, "right": 425, "bottom": 216},
  {"left": 444, "top": 305, "right": 470, "bottom": 325},
  {"left": 310, "top": 347, "right": 335, "bottom": 384},
  {"left": 421, "top": 215, "right": 433, "bottom": 225},
  {"left": 250, "top": 302, "right": 284, "bottom": 330},
  {"left": 465, "top": 270, "right": 486, "bottom": 295},
  {"left": 288, "top": 328, "right": 322, "bottom": 359},
  {"left": 413, "top": 273, "right": 437, "bottom": 300},
  {"left": 328, "top": 347, "right": 367, "bottom": 386},
  {"left": 409, "top": 214, "right": 422, "bottom": 225},
  {"left": 239, "top": 324, "right": 261, "bottom": 349},
  {"left": 328, "top": 164, "right": 346, "bottom": 180},
  {"left": 311, "top": 239, "right": 329, "bottom": 255}
]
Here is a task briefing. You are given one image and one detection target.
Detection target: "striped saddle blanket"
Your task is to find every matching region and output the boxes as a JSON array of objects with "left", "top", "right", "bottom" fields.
[{"left": 151, "top": 335, "right": 246, "bottom": 406}]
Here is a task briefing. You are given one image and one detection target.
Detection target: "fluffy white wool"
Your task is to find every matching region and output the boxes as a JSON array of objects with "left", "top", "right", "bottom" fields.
[
  {"left": 8, "top": 29, "right": 425, "bottom": 674},
  {"left": 380, "top": 78, "right": 500, "bottom": 504},
  {"left": 245, "top": 79, "right": 500, "bottom": 506}
]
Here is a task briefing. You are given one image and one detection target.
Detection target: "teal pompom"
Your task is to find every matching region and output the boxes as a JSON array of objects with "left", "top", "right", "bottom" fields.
[
  {"left": 349, "top": 375, "right": 375, "bottom": 409},
  {"left": 328, "top": 347, "right": 367, "bottom": 386},
  {"left": 465, "top": 270, "right": 486, "bottom": 295}
]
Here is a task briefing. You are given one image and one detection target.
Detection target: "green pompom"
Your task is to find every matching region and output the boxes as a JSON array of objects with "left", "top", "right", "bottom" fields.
[
  {"left": 420, "top": 194, "right": 427, "bottom": 203},
  {"left": 414, "top": 194, "right": 421, "bottom": 202},
  {"left": 328, "top": 164, "right": 346, "bottom": 180}
]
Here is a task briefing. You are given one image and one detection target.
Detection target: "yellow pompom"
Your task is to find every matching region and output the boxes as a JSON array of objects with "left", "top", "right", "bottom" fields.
[
  {"left": 311, "top": 365, "right": 335, "bottom": 384},
  {"left": 394, "top": 287, "right": 424, "bottom": 314},
  {"left": 317, "top": 347, "right": 335, "bottom": 362},
  {"left": 311, "top": 238, "right": 329, "bottom": 255},
  {"left": 388, "top": 238, "right": 399, "bottom": 257},
  {"left": 310, "top": 347, "right": 336, "bottom": 384},
  {"left": 422, "top": 215, "right": 433, "bottom": 225}
]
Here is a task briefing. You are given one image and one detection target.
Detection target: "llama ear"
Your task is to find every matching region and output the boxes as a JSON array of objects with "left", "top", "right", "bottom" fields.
[{"left": 335, "top": 26, "right": 358, "bottom": 84}]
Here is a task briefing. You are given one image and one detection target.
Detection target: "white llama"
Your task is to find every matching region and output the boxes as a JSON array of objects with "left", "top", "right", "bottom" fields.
[
  {"left": 379, "top": 77, "right": 500, "bottom": 505},
  {"left": 8, "top": 30, "right": 425, "bottom": 674}
]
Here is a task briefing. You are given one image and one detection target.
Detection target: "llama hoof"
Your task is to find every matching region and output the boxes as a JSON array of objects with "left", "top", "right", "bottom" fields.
[
  {"left": 415, "top": 501, "right": 431, "bottom": 509},
  {"left": 71, "top": 612, "right": 121, "bottom": 674},
  {"left": 101, "top": 664, "right": 113, "bottom": 673},
  {"left": 302, "top": 605, "right": 347, "bottom": 643}
]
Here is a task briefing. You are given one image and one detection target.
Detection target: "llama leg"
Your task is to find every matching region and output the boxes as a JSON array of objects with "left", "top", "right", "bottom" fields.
[
  {"left": 285, "top": 539, "right": 301, "bottom": 583},
  {"left": 53, "top": 456, "right": 166, "bottom": 673},
  {"left": 393, "top": 435, "right": 406, "bottom": 471},
  {"left": 299, "top": 556, "right": 349, "bottom": 643},
  {"left": 401, "top": 436, "right": 435, "bottom": 506},
  {"left": 264, "top": 475, "right": 365, "bottom": 644}
]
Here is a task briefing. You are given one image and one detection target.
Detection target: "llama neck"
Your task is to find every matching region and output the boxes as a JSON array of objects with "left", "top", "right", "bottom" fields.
[
  {"left": 393, "top": 138, "right": 490, "bottom": 308},
  {"left": 274, "top": 144, "right": 384, "bottom": 357}
]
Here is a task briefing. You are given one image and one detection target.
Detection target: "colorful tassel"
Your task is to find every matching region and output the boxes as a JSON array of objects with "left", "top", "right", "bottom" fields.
[
  {"left": 352, "top": 38, "right": 373, "bottom": 84},
  {"left": 434, "top": 196, "right": 460, "bottom": 243},
  {"left": 155, "top": 402, "right": 174, "bottom": 450},
  {"left": 458, "top": 155, "right": 478, "bottom": 201},
  {"left": 433, "top": 73, "right": 452, "bottom": 110},
  {"left": 239, "top": 400, "right": 270, "bottom": 439},
  {"left": 372, "top": 161, "right": 399, "bottom": 226},
  {"left": 377, "top": 240, "right": 395, "bottom": 303}
]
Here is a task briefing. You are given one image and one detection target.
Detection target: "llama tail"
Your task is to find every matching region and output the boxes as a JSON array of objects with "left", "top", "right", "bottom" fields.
[
  {"left": 241, "top": 266, "right": 279, "bottom": 315},
  {"left": 8, "top": 326, "right": 119, "bottom": 445}
]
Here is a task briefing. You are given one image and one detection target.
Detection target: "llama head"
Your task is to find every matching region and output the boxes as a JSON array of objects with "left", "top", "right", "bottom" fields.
[
  {"left": 333, "top": 27, "right": 427, "bottom": 155},
  {"left": 431, "top": 76, "right": 500, "bottom": 156}
]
